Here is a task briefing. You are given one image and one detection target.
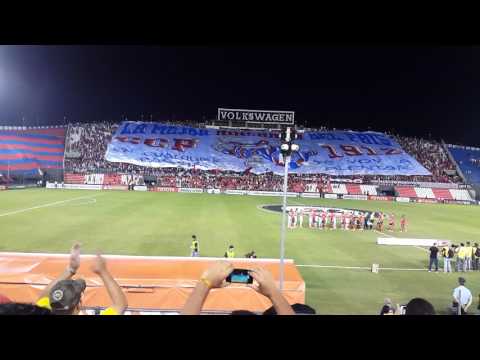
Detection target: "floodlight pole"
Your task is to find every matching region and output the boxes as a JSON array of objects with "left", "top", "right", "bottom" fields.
[{"left": 279, "top": 152, "right": 290, "bottom": 291}]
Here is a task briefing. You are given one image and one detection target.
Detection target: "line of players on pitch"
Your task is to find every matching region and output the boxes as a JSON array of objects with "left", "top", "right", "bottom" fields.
[{"left": 287, "top": 208, "right": 407, "bottom": 232}]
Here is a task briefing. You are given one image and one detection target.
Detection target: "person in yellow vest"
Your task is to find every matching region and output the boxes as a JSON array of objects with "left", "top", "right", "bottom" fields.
[
  {"left": 225, "top": 245, "right": 235, "bottom": 258},
  {"left": 191, "top": 235, "right": 199, "bottom": 257},
  {"left": 465, "top": 242, "right": 473, "bottom": 272},
  {"left": 457, "top": 243, "right": 466, "bottom": 273},
  {"left": 441, "top": 245, "right": 449, "bottom": 272}
]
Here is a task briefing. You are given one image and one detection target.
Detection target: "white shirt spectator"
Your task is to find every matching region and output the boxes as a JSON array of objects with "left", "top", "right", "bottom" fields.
[{"left": 452, "top": 285, "right": 472, "bottom": 307}]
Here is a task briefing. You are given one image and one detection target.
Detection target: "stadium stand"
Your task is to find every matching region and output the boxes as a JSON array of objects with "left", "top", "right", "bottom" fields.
[
  {"left": 414, "top": 187, "right": 435, "bottom": 199},
  {"left": 394, "top": 135, "right": 459, "bottom": 183},
  {"left": 360, "top": 184, "right": 378, "bottom": 196},
  {"left": 0, "top": 121, "right": 475, "bottom": 202},
  {"left": 447, "top": 145, "right": 480, "bottom": 185},
  {"left": 345, "top": 184, "right": 362, "bottom": 195},
  {"left": 431, "top": 188, "right": 454, "bottom": 200},
  {"left": 449, "top": 189, "right": 474, "bottom": 202},
  {"left": 395, "top": 187, "right": 418, "bottom": 198},
  {"left": 331, "top": 183, "right": 348, "bottom": 195}
]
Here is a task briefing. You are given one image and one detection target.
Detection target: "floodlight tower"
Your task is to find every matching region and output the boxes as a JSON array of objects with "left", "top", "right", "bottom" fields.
[{"left": 278, "top": 127, "right": 299, "bottom": 290}]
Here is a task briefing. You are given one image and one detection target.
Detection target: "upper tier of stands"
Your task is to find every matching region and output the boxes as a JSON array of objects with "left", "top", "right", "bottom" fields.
[{"left": 447, "top": 144, "right": 480, "bottom": 186}]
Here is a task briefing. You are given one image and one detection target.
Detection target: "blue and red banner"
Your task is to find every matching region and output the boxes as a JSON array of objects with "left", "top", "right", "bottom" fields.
[
  {"left": 0, "top": 128, "right": 66, "bottom": 174},
  {"left": 105, "top": 122, "right": 431, "bottom": 176}
]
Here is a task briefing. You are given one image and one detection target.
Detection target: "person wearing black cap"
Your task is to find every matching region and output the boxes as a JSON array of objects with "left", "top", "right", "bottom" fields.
[
  {"left": 36, "top": 243, "right": 128, "bottom": 315},
  {"left": 452, "top": 277, "right": 472, "bottom": 315}
]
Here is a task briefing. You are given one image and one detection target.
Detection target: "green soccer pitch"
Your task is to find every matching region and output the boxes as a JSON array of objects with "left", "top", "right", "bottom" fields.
[{"left": 1, "top": 188, "right": 479, "bottom": 314}]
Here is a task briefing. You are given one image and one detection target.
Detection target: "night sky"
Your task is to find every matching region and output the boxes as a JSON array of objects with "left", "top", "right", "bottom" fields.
[{"left": 0, "top": 45, "right": 479, "bottom": 146}]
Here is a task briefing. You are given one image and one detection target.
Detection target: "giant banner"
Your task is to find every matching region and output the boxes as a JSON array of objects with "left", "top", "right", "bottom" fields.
[{"left": 105, "top": 122, "right": 431, "bottom": 176}]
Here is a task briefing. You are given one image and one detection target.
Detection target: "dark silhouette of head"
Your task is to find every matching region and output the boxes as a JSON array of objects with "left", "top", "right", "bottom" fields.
[
  {"left": 404, "top": 298, "right": 435, "bottom": 315},
  {"left": 263, "top": 303, "right": 316, "bottom": 315}
]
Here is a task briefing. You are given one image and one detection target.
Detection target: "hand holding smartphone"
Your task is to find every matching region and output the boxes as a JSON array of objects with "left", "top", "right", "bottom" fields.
[{"left": 226, "top": 269, "right": 253, "bottom": 284}]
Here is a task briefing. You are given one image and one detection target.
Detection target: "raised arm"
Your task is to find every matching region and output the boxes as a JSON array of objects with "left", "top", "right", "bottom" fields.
[
  {"left": 37, "top": 243, "right": 81, "bottom": 301},
  {"left": 181, "top": 261, "right": 233, "bottom": 315},
  {"left": 249, "top": 267, "right": 295, "bottom": 315},
  {"left": 91, "top": 254, "right": 128, "bottom": 315}
]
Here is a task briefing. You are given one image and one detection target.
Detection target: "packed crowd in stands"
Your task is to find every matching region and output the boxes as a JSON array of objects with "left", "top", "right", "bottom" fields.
[
  {"left": 62, "top": 121, "right": 464, "bottom": 189},
  {"left": 394, "top": 135, "right": 460, "bottom": 183}
]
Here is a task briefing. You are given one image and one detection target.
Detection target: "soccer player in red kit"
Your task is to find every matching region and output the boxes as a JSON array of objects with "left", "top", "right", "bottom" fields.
[
  {"left": 341, "top": 212, "right": 346, "bottom": 230},
  {"left": 400, "top": 215, "right": 407, "bottom": 232},
  {"left": 388, "top": 213, "right": 395, "bottom": 232},
  {"left": 321, "top": 211, "right": 327, "bottom": 230},
  {"left": 378, "top": 213, "right": 384, "bottom": 232},
  {"left": 288, "top": 209, "right": 295, "bottom": 228},
  {"left": 328, "top": 211, "right": 335, "bottom": 230},
  {"left": 359, "top": 212, "right": 365, "bottom": 231}
]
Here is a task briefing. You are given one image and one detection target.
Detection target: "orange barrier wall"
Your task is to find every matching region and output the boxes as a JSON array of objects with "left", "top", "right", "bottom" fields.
[{"left": 0, "top": 253, "right": 305, "bottom": 313}]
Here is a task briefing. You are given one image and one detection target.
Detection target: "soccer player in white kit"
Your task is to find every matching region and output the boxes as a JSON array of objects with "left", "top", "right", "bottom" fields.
[
  {"left": 309, "top": 209, "right": 316, "bottom": 228},
  {"left": 345, "top": 212, "right": 351, "bottom": 230},
  {"left": 298, "top": 208, "right": 304, "bottom": 228},
  {"left": 288, "top": 209, "right": 296, "bottom": 228},
  {"left": 331, "top": 212, "right": 337, "bottom": 230}
]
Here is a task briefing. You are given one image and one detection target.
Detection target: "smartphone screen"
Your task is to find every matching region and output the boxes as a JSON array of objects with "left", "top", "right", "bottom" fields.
[{"left": 227, "top": 269, "right": 253, "bottom": 284}]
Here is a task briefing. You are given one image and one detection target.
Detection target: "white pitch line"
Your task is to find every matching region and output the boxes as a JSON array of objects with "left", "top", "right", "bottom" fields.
[
  {"left": 414, "top": 246, "right": 429, "bottom": 253},
  {"left": 297, "top": 264, "right": 429, "bottom": 271},
  {"left": 297, "top": 264, "right": 370, "bottom": 270},
  {"left": 374, "top": 229, "right": 393, "bottom": 238},
  {"left": 0, "top": 194, "right": 103, "bottom": 218}
]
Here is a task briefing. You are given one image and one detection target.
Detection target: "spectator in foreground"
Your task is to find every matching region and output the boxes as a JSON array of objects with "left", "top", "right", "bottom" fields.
[
  {"left": 0, "top": 294, "right": 12, "bottom": 304},
  {"left": 404, "top": 298, "right": 436, "bottom": 315},
  {"left": 0, "top": 303, "right": 52, "bottom": 315},
  {"left": 452, "top": 277, "right": 472, "bottom": 315},
  {"left": 36, "top": 243, "right": 128, "bottom": 315},
  {"left": 264, "top": 303, "right": 316, "bottom": 315},
  {"left": 379, "top": 298, "right": 395, "bottom": 315},
  {"left": 181, "top": 261, "right": 295, "bottom": 315},
  {"left": 382, "top": 298, "right": 435, "bottom": 315}
]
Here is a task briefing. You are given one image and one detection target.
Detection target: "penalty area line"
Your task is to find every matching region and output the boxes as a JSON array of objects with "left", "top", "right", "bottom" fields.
[{"left": 0, "top": 194, "right": 103, "bottom": 218}]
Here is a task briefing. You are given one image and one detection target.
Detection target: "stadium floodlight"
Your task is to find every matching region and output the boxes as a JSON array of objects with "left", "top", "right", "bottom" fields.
[{"left": 278, "top": 127, "right": 299, "bottom": 291}]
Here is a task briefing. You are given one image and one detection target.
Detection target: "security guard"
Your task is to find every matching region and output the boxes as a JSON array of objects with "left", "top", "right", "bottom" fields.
[
  {"left": 226, "top": 245, "right": 235, "bottom": 258},
  {"left": 191, "top": 235, "right": 199, "bottom": 257}
]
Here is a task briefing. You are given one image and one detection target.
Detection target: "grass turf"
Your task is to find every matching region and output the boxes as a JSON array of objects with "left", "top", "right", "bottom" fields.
[{"left": 1, "top": 188, "right": 479, "bottom": 314}]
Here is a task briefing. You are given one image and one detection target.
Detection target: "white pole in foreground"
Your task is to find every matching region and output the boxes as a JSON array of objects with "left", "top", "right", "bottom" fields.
[
  {"left": 279, "top": 154, "right": 290, "bottom": 290},
  {"left": 279, "top": 125, "right": 292, "bottom": 291}
]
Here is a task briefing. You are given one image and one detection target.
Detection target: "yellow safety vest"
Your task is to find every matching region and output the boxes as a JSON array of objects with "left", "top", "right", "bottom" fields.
[
  {"left": 227, "top": 250, "right": 235, "bottom": 258},
  {"left": 191, "top": 241, "right": 198, "bottom": 250}
]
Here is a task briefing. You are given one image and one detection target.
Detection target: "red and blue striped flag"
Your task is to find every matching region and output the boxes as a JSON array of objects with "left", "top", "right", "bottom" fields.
[{"left": 0, "top": 128, "right": 66, "bottom": 174}]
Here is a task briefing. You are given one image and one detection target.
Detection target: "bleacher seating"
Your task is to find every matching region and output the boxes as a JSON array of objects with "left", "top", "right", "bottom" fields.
[
  {"left": 64, "top": 173, "right": 85, "bottom": 184},
  {"left": 431, "top": 188, "right": 453, "bottom": 200},
  {"left": 331, "top": 183, "right": 348, "bottom": 194},
  {"left": 449, "top": 189, "right": 474, "bottom": 202},
  {"left": 447, "top": 145, "right": 480, "bottom": 185},
  {"left": 345, "top": 184, "right": 362, "bottom": 195},
  {"left": 414, "top": 187, "right": 435, "bottom": 199},
  {"left": 360, "top": 185, "right": 377, "bottom": 196},
  {"left": 396, "top": 187, "right": 418, "bottom": 198}
]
